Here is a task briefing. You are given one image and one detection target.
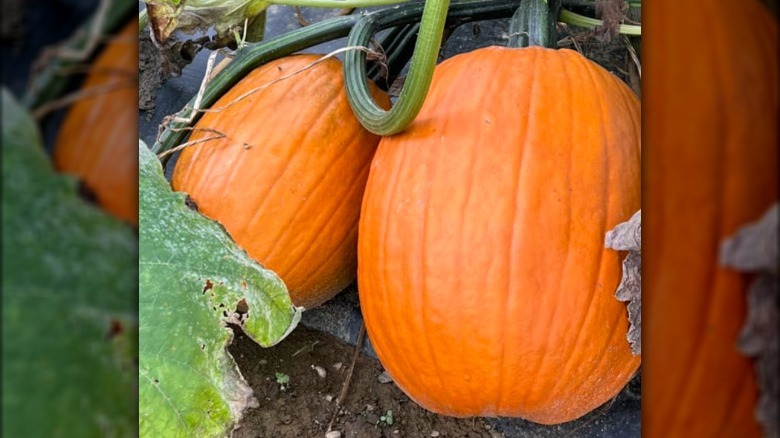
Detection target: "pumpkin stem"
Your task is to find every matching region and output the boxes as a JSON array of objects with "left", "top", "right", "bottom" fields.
[
  {"left": 507, "top": 0, "right": 561, "bottom": 48},
  {"left": 139, "top": 9, "right": 148, "bottom": 33},
  {"left": 342, "top": 0, "right": 452, "bottom": 135}
]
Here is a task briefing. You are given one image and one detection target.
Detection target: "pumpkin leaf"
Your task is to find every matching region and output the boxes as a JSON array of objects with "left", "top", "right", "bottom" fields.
[
  {"left": 721, "top": 203, "right": 778, "bottom": 438},
  {"left": 1, "top": 88, "right": 138, "bottom": 436},
  {"left": 144, "top": 0, "right": 269, "bottom": 44},
  {"left": 605, "top": 209, "right": 641, "bottom": 355},
  {"left": 138, "top": 141, "right": 301, "bottom": 437}
]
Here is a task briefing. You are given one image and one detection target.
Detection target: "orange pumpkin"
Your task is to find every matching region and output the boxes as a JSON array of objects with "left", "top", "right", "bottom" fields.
[
  {"left": 358, "top": 46, "right": 641, "bottom": 424},
  {"left": 54, "top": 19, "right": 138, "bottom": 226},
  {"left": 643, "top": 1, "right": 777, "bottom": 436},
  {"left": 172, "top": 55, "right": 391, "bottom": 310}
]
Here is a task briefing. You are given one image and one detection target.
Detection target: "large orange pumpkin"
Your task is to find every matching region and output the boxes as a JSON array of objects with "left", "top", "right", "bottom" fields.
[
  {"left": 643, "top": 1, "right": 777, "bottom": 436},
  {"left": 172, "top": 55, "right": 390, "bottom": 310},
  {"left": 358, "top": 46, "right": 641, "bottom": 424},
  {"left": 54, "top": 19, "right": 138, "bottom": 226}
]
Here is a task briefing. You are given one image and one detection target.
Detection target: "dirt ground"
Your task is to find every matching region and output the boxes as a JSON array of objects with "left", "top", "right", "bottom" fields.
[
  {"left": 229, "top": 318, "right": 640, "bottom": 438},
  {"left": 229, "top": 324, "right": 502, "bottom": 438}
]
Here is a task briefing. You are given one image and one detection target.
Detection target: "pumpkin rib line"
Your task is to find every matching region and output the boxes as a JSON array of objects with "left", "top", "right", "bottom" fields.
[
  {"left": 262, "top": 125, "right": 367, "bottom": 267},
  {"left": 455, "top": 64, "right": 480, "bottom": 412},
  {"left": 452, "top": 48, "right": 523, "bottom": 413},
  {"left": 211, "top": 70, "right": 321, "bottom": 218},
  {"left": 559, "top": 302, "right": 633, "bottom": 420},
  {"left": 664, "top": 20, "right": 727, "bottom": 430},
  {"left": 496, "top": 49, "right": 533, "bottom": 412},
  {"left": 519, "top": 47, "right": 559, "bottom": 411},
  {"left": 283, "top": 156, "right": 372, "bottom": 296},
  {"left": 233, "top": 62, "right": 339, "bottom": 239},
  {"left": 614, "top": 82, "right": 640, "bottom": 155},
  {"left": 371, "top": 144, "right": 401, "bottom": 372},
  {"left": 448, "top": 90, "right": 480, "bottom": 408},
  {"left": 582, "top": 280, "right": 637, "bottom": 411},
  {"left": 418, "top": 132, "right": 453, "bottom": 412},
  {"left": 374, "top": 140, "right": 419, "bottom": 394},
  {"left": 564, "top": 58, "right": 623, "bottom": 404},
  {"left": 546, "top": 53, "right": 611, "bottom": 405},
  {"left": 530, "top": 49, "right": 575, "bottom": 411},
  {"left": 245, "top": 81, "right": 345, "bottom": 260}
]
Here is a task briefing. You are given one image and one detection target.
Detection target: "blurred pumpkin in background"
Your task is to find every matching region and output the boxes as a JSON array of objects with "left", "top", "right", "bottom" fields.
[
  {"left": 54, "top": 18, "right": 138, "bottom": 226},
  {"left": 643, "top": 1, "right": 778, "bottom": 436}
]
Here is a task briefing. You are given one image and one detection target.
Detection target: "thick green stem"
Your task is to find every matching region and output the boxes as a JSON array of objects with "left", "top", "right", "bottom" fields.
[
  {"left": 139, "top": 8, "right": 148, "bottom": 32},
  {"left": 559, "top": 8, "right": 641, "bottom": 35},
  {"left": 508, "top": 0, "right": 560, "bottom": 48},
  {"left": 342, "top": 0, "right": 450, "bottom": 135}
]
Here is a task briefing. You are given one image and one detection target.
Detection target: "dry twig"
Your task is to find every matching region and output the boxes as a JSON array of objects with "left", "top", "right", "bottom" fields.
[{"left": 326, "top": 323, "right": 366, "bottom": 433}]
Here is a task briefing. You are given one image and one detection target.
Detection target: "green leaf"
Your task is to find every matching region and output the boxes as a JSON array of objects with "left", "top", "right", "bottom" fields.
[
  {"left": 1, "top": 88, "right": 138, "bottom": 436},
  {"left": 145, "top": 0, "right": 269, "bottom": 44},
  {"left": 138, "top": 141, "right": 300, "bottom": 437}
]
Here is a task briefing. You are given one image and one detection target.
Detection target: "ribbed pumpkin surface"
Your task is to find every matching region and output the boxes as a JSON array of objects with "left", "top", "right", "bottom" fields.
[
  {"left": 54, "top": 19, "right": 138, "bottom": 225},
  {"left": 643, "top": 1, "right": 777, "bottom": 436},
  {"left": 358, "top": 46, "right": 640, "bottom": 424},
  {"left": 172, "top": 55, "right": 390, "bottom": 310}
]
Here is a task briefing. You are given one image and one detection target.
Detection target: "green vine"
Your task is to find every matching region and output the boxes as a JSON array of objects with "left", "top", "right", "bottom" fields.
[
  {"left": 341, "top": 0, "right": 451, "bottom": 135},
  {"left": 559, "top": 8, "right": 641, "bottom": 35},
  {"left": 508, "top": 0, "right": 560, "bottom": 48}
]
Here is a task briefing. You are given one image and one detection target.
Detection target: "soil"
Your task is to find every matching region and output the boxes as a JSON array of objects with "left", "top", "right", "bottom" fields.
[
  {"left": 229, "top": 320, "right": 640, "bottom": 438},
  {"left": 229, "top": 325, "right": 500, "bottom": 438}
]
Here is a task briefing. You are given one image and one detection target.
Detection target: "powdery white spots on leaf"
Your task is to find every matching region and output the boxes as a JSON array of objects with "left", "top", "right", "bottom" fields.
[{"left": 138, "top": 141, "right": 300, "bottom": 437}]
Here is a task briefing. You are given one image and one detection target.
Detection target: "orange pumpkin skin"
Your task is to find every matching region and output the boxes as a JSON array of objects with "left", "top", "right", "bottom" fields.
[
  {"left": 54, "top": 19, "right": 138, "bottom": 226},
  {"left": 643, "top": 1, "right": 777, "bottom": 437},
  {"left": 172, "top": 55, "right": 390, "bottom": 310},
  {"left": 358, "top": 46, "right": 640, "bottom": 424}
]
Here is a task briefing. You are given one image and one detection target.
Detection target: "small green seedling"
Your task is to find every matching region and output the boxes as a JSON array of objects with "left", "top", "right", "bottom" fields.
[
  {"left": 379, "top": 410, "right": 394, "bottom": 426},
  {"left": 275, "top": 372, "right": 290, "bottom": 391}
]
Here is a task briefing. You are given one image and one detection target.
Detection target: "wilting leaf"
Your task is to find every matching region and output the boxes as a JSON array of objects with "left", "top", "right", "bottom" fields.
[
  {"left": 138, "top": 141, "right": 300, "bottom": 437},
  {"left": 145, "top": 0, "right": 269, "bottom": 44},
  {"left": 605, "top": 209, "right": 641, "bottom": 355}
]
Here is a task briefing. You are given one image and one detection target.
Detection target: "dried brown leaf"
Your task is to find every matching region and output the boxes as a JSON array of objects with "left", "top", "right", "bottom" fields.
[
  {"left": 593, "top": 0, "right": 629, "bottom": 42},
  {"left": 721, "top": 203, "right": 778, "bottom": 438},
  {"left": 605, "top": 210, "right": 641, "bottom": 355}
]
